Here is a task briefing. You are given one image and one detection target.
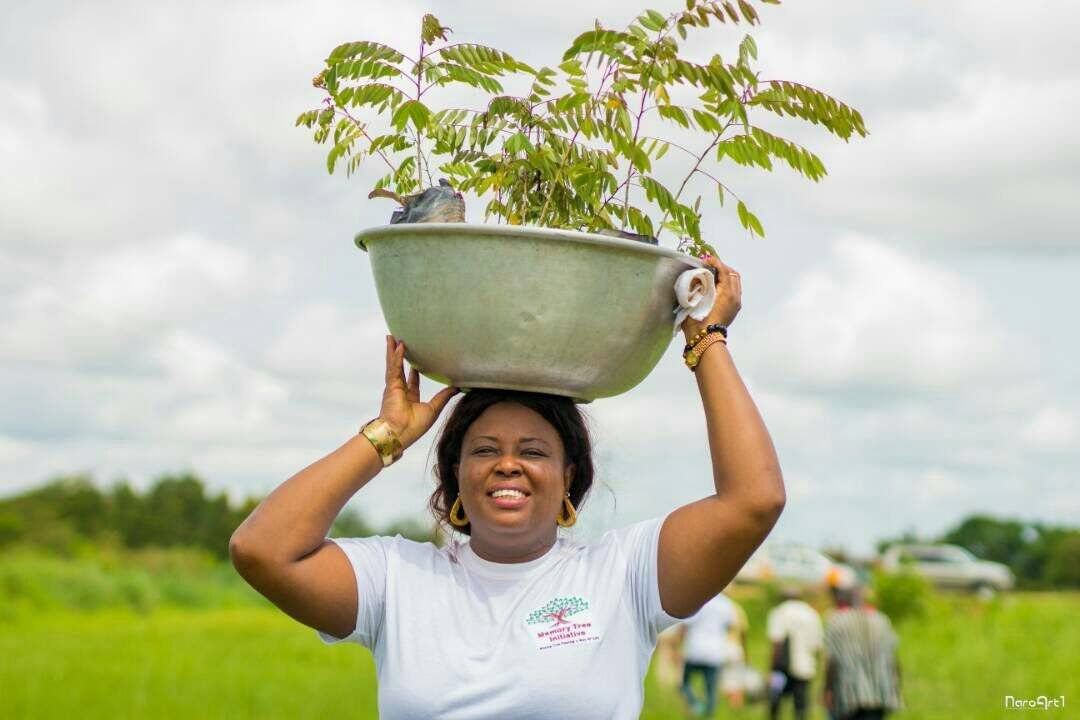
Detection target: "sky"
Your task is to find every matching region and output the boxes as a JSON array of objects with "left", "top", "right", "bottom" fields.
[{"left": 1, "top": 0, "right": 1077, "bottom": 556}]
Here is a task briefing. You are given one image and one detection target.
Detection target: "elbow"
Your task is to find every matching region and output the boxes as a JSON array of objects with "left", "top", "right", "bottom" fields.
[
  {"left": 754, "top": 492, "right": 786, "bottom": 529},
  {"left": 228, "top": 529, "right": 263, "bottom": 579},
  {"left": 748, "top": 467, "right": 786, "bottom": 526},
  {"left": 768, "top": 471, "right": 787, "bottom": 517}
]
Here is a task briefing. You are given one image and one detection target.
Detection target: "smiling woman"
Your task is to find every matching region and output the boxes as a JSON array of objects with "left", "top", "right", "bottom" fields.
[
  {"left": 228, "top": 255, "right": 785, "bottom": 719},
  {"left": 429, "top": 392, "right": 595, "bottom": 561}
]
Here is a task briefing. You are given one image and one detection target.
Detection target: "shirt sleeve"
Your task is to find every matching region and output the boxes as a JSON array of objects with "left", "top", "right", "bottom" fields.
[
  {"left": 316, "top": 535, "right": 395, "bottom": 649},
  {"left": 766, "top": 607, "right": 785, "bottom": 642},
  {"left": 811, "top": 613, "right": 825, "bottom": 649},
  {"left": 612, "top": 515, "right": 681, "bottom": 645}
]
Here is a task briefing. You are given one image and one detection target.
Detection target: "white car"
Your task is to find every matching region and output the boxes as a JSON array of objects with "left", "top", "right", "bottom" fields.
[
  {"left": 735, "top": 543, "right": 857, "bottom": 589},
  {"left": 879, "top": 544, "right": 1014, "bottom": 595}
]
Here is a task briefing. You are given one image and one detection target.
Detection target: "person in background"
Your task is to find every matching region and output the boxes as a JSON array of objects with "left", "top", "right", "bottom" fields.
[
  {"left": 655, "top": 624, "right": 686, "bottom": 689},
  {"left": 720, "top": 595, "right": 751, "bottom": 708},
  {"left": 680, "top": 590, "right": 738, "bottom": 717},
  {"left": 823, "top": 585, "right": 903, "bottom": 720},
  {"left": 766, "top": 585, "right": 823, "bottom": 720}
]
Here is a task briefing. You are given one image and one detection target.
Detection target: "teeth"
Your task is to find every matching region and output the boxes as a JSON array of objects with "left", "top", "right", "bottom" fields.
[{"left": 491, "top": 489, "right": 526, "bottom": 499}]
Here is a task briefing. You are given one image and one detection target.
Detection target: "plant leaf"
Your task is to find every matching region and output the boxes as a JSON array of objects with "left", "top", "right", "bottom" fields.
[{"left": 392, "top": 99, "right": 431, "bottom": 132}]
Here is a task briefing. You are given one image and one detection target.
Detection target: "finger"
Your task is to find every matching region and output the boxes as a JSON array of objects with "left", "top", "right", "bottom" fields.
[
  {"left": 727, "top": 265, "right": 741, "bottom": 287},
  {"left": 721, "top": 268, "right": 739, "bottom": 289},
  {"left": 395, "top": 340, "right": 407, "bottom": 385},
  {"left": 428, "top": 386, "right": 461, "bottom": 415},
  {"left": 385, "top": 335, "right": 396, "bottom": 384},
  {"left": 407, "top": 366, "right": 420, "bottom": 400},
  {"left": 705, "top": 257, "right": 728, "bottom": 282},
  {"left": 697, "top": 255, "right": 719, "bottom": 279}
]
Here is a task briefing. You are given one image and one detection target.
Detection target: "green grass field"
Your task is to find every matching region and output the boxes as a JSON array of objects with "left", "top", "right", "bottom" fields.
[{"left": 1, "top": 550, "right": 1076, "bottom": 719}]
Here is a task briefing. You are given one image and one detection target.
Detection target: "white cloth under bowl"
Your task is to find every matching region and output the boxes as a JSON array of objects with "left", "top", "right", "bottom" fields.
[{"left": 673, "top": 268, "right": 717, "bottom": 335}]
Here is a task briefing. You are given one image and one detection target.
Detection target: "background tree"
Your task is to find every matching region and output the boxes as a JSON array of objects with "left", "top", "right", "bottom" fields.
[
  {"left": 1045, "top": 532, "right": 1080, "bottom": 588},
  {"left": 0, "top": 474, "right": 433, "bottom": 558}
]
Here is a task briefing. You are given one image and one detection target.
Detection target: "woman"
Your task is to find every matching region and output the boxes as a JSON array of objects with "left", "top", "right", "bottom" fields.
[{"left": 229, "top": 255, "right": 785, "bottom": 718}]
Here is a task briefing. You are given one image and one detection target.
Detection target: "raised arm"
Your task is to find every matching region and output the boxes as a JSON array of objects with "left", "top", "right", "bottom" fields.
[
  {"left": 228, "top": 336, "right": 458, "bottom": 638},
  {"left": 657, "top": 256, "right": 786, "bottom": 617}
]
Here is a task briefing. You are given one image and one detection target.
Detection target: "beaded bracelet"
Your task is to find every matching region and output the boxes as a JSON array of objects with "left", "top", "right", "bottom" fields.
[
  {"left": 684, "top": 332, "right": 727, "bottom": 370},
  {"left": 683, "top": 323, "right": 728, "bottom": 355}
]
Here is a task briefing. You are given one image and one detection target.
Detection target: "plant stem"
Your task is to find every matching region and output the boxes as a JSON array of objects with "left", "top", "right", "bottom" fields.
[
  {"left": 620, "top": 21, "right": 673, "bottom": 229},
  {"left": 497, "top": 158, "right": 504, "bottom": 224},
  {"left": 444, "top": 115, "right": 606, "bottom": 156},
  {"left": 655, "top": 83, "right": 754, "bottom": 239},
  {"left": 535, "top": 61, "right": 618, "bottom": 227},
  {"left": 638, "top": 136, "right": 697, "bottom": 159},
  {"left": 417, "top": 128, "right": 434, "bottom": 186},
  {"left": 592, "top": 174, "right": 634, "bottom": 225},
  {"left": 639, "top": 133, "right": 743, "bottom": 197},
  {"left": 335, "top": 107, "right": 397, "bottom": 174},
  {"left": 691, "top": 168, "right": 738, "bottom": 199},
  {"left": 655, "top": 132, "right": 722, "bottom": 236},
  {"left": 415, "top": 32, "right": 425, "bottom": 189}
]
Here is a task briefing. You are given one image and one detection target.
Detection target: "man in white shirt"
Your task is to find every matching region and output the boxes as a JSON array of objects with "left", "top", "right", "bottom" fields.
[
  {"left": 679, "top": 591, "right": 737, "bottom": 717},
  {"left": 766, "top": 586, "right": 823, "bottom": 720}
]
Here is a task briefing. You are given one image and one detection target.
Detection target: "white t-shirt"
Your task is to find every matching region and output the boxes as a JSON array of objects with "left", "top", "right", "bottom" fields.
[
  {"left": 766, "top": 599, "right": 823, "bottom": 680},
  {"left": 681, "top": 592, "right": 737, "bottom": 666},
  {"left": 319, "top": 516, "right": 680, "bottom": 719}
]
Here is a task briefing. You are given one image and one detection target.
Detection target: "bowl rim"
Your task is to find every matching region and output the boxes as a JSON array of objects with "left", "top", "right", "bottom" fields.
[{"left": 354, "top": 222, "right": 707, "bottom": 267}]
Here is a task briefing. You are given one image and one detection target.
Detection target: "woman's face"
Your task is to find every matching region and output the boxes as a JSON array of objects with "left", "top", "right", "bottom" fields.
[{"left": 454, "top": 402, "right": 574, "bottom": 553}]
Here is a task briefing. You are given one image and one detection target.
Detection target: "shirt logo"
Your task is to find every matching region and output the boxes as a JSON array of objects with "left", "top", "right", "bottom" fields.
[{"left": 524, "top": 596, "right": 601, "bottom": 650}]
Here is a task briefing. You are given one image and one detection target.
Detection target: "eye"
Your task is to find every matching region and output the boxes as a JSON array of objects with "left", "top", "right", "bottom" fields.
[{"left": 523, "top": 449, "right": 545, "bottom": 457}]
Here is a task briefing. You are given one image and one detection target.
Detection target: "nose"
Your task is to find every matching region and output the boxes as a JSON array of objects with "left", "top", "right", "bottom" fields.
[{"left": 494, "top": 454, "right": 523, "bottom": 476}]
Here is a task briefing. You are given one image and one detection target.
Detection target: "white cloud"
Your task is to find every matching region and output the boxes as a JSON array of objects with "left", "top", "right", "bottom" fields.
[
  {"left": 0, "top": 233, "right": 287, "bottom": 370},
  {"left": 1021, "top": 406, "right": 1078, "bottom": 453},
  {"left": 0, "top": 434, "right": 36, "bottom": 467},
  {"left": 750, "top": 234, "right": 1004, "bottom": 392},
  {"left": 148, "top": 331, "right": 289, "bottom": 441},
  {"left": 0, "top": 79, "right": 47, "bottom": 156},
  {"left": 266, "top": 302, "right": 387, "bottom": 379},
  {"left": 0, "top": 0, "right": 422, "bottom": 251},
  {"left": 691, "top": 0, "right": 1080, "bottom": 252}
]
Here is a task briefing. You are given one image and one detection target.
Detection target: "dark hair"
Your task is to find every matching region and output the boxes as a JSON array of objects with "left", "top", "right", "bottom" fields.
[
  {"left": 831, "top": 585, "right": 863, "bottom": 609},
  {"left": 429, "top": 388, "right": 595, "bottom": 536}
]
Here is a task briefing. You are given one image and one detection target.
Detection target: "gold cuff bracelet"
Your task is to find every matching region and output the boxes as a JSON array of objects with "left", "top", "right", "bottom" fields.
[{"left": 360, "top": 417, "right": 404, "bottom": 467}]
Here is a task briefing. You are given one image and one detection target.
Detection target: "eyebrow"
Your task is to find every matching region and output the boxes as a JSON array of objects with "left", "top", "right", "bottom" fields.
[{"left": 472, "top": 435, "right": 551, "bottom": 446}]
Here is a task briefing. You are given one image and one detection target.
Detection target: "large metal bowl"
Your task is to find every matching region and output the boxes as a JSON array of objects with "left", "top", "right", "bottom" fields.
[{"left": 355, "top": 223, "right": 704, "bottom": 402}]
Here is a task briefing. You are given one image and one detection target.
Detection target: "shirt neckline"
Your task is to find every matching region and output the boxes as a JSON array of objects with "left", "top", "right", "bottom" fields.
[{"left": 458, "top": 538, "right": 564, "bottom": 578}]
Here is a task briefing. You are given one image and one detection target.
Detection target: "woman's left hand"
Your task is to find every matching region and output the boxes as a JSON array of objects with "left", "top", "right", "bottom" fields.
[{"left": 680, "top": 253, "right": 741, "bottom": 341}]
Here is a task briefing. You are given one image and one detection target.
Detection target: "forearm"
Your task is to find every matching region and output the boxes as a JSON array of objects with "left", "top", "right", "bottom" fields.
[
  {"left": 230, "top": 433, "right": 383, "bottom": 566},
  {"left": 689, "top": 339, "right": 785, "bottom": 513}
]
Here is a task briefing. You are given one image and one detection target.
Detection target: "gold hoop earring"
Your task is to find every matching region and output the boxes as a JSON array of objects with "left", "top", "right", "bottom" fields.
[
  {"left": 449, "top": 496, "right": 469, "bottom": 527},
  {"left": 556, "top": 494, "right": 577, "bottom": 528}
]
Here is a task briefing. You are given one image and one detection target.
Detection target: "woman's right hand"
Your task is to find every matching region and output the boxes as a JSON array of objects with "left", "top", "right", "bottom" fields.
[{"left": 379, "top": 335, "right": 460, "bottom": 450}]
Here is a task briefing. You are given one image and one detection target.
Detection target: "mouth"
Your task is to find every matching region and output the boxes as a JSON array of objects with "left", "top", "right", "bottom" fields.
[{"left": 486, "top": 485, "right": 530, "bottom": 510}]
